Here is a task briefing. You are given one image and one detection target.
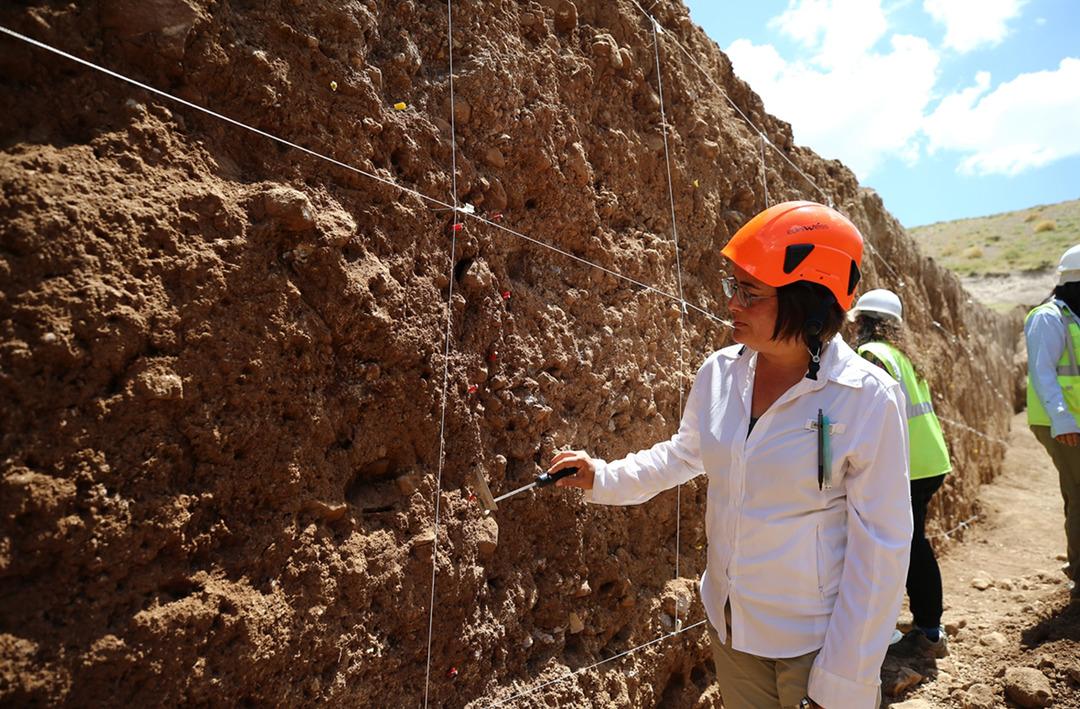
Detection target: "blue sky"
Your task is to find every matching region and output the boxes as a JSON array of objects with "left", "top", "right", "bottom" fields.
[{"left": 684, "top": 0, "right": 1080, "bottom": 227}]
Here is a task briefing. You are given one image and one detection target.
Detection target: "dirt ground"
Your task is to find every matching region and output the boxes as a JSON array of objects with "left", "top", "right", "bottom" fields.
[
  {"left": 960, "top": 272, "right": 1056, "bottom": 312},
  {"left": 881, "top": 410, "right": 1080, "bottom": 707}
]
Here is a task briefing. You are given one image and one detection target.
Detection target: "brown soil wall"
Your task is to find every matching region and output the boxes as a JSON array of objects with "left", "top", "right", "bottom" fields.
[{"left": 0, "top": 1, "right": 1022, "bottom": 706}]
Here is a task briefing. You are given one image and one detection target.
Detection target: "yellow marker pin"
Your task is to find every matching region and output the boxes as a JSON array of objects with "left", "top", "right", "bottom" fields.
[
  {"left": 330, "top": 81, "right": 338, "bottom": 92},
  {"left": 692, "top": 179, "right": 699, "bottom": 188},
  {"left": 394, "top": 101, "right": 407, "bottom": 111}
]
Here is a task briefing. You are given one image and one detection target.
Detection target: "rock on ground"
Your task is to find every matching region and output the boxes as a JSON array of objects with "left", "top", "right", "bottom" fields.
[{"left": 1004, "top": 667, "right": 1054, "bottom": 708}]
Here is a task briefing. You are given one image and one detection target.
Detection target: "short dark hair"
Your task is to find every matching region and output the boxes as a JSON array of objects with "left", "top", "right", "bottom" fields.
[
  {"left": 772, "top": 281, "right": 846, "bottom": 344},
  {"left": 1054, "top": 282, "right": 1080, "bottom": 314},
  {"left": 851, "top": 311, "right": 925, "bottom": 374},
  {"left": 853, "top": 313, "right": 901, "bottom": 349}
]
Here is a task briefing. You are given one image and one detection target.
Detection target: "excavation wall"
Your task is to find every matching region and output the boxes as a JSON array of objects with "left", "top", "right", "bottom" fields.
[{"left": 0, "top": 1, "right": 1021, "bottom": 706}]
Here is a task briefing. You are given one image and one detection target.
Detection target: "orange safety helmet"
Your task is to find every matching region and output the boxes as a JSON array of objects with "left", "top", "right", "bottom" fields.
[{"left": 721, "top": 201, "right": 864, "bottom": 309}]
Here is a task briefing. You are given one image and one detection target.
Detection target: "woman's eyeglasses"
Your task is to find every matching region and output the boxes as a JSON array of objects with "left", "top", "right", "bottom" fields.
[{"left": 721, "top": 276, "right": 777, "bottom": 308}]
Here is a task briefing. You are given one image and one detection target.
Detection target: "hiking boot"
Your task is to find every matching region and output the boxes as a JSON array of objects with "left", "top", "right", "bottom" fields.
[{"left": 887, "top": 628, "right": 948, "bottom": 659}]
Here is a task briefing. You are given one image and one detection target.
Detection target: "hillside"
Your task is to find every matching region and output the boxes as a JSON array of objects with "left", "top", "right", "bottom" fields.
[
  {"left": 910, "top": 199, "right": 1080, "bottom": 310},
  {"left": 911, "top": 198, "right": 1080, "bottom": 276},
  {"left": 0, "top": 1, "right": 1023, "bottom": 707}
]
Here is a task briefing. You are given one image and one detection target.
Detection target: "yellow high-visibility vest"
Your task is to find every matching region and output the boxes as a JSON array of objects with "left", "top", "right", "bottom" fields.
[
  {"left": 1026, "top": 302, "right": 1080, "bottom": 427},
  {"left": 858, "top": 341, "right": 951, "bottom": 480}
]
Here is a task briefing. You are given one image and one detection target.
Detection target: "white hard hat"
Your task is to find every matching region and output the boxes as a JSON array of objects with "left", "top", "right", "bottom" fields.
[
  {"left": 1058, "top": 244, "right": 1080, "bottom": 285},
  {"left": 851, "top": 288, "right": 903, "bottom": 322}
]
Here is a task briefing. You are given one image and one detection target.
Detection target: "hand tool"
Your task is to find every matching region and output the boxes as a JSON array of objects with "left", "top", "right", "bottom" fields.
[{"left": 472, "top": 466, "right": 579, "bottom": 512}]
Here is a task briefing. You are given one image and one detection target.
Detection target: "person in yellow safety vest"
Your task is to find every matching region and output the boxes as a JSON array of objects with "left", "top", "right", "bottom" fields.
[
  {"left": 852, "top": 288, "right": 952, "bottom": 659},
  {"left": 1025, "top": 244, "right": 1080, "bottom": 607}
]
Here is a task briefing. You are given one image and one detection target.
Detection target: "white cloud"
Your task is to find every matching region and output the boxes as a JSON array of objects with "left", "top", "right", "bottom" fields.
[
  {"left": 923, "top": 58, "right": 1080, "bottom": 175},
  {"left": 769, "top": 0, "right": 889, "bottom": 68},
  {"left": 722, "top": 0, "right": 1075, "bottom": 181},
  {"left": 923, "top": 0, "right": 1026, "bottom": 53},
  {"left": 725, "top": 9, "right": 939, "bottom": 178}
]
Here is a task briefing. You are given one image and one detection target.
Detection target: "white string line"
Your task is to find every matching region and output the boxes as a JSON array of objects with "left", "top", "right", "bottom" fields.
[
  {"left": 657, "top": 23, "right": 906, "bottom": 293},
  {"left": 649, "top": 15, "right": 688, "bottom": 631},
  {"left": 759, "top": 133, "right": 770, "bottom": 208},
  {"left": 0, "top": 26, "right": 449, "bottom": 209},
  {"left": 422, "top": 1, "right": 460, "bottom": 705},
  {"left": 927, "top": 514, "right": 980, "bottom": 541},
  {"left": 925, "top": 323, "right": 1014, "bottom": 444},
  {"left": 862, "top": 243, "right": 908, "bottom": 288},
  {"left": 470, "top": 212, "right": 732, "bottom": 327},
  {"left": 636, "top": 9, "right": 913, "bottom": 316},
  {"left": 0, "top": 26, "right": 736, "bottom": 333},
  {"left": 927, "top": 322, "right": 1012, "bottom": 409},
  {"left": 938, "top": 415, "right": 1010, "bottom": 447},
  {"left": 623, "top": 5, "right": 909, "bottom": 290},
  {"left": 627, "top": 2, "right": 831, "bottom": 208},
  {"left": 486, "top": 619, "right": 708, "bottom": 707}
]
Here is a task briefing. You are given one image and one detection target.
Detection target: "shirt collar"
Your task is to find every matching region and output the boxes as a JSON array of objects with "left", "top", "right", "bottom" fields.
[
  {"left": 818, "top": 335, "right": 865, "bottom": 389},
  {"left": 718, "top": 344, "right": 746, "bottom": 360},
  {"left": 724, "top": 335, "right": 864, "bottom": 388}
]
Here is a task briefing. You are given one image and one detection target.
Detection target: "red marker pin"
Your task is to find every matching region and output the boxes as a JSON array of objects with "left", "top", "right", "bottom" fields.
[
  {"left": 491, "top": 212, "right": 504, "bottom": 222},
  {"left": 501, "top": 290, "right": 511, "bottom": 300},
  {"left": 447, "top": 666, "right": 459, "bottom": 679},
  {"left": 488, "top": 351, "right": 498, "bottom": 362},
  {"left": 467, "top": 384, "right": 478, "bottom": 394},
  {"left": 451, "top": 223, "right": 464, "bottom": 232}
]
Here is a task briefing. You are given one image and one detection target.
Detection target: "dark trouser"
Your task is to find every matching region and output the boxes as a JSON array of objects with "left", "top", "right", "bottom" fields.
[
  {"left": 908, "top": 474, "right": 945, "bottom": 630},
  {"left": 1031, "top": 425, "right": 1080, "bottom": 587}
]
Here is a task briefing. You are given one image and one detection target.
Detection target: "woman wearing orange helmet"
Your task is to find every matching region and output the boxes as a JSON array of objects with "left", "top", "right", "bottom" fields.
[{"left": 550, "top": 202, "right": 911, "bottom": 709}]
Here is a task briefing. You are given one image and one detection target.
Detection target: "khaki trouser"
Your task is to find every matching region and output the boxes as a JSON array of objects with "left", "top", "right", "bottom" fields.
[
  {"left": 1031, "top": 425, "right": 1080, "bottom": 591},
  {"left": 706, "top": 603, "right": 818, "bottom": 709},
  {"left": 707, "top": 603, "right": 882, "bottom": 709}
]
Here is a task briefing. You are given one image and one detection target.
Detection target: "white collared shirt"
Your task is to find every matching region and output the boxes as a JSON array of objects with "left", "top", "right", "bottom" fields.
[
  {"left": 1024, "top": 298, "right": 1080, "bottom": 436},
  {"left": 586, "top": 336, "right": 912, "bottom": 708}
]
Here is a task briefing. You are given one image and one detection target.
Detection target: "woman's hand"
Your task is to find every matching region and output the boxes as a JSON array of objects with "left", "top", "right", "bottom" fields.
[
  {"left": 1055, "top": 432, "right": 1080, "bottom": 447},
  {"left": 548, "top": 450, "right": 597, "bottom": 490}
]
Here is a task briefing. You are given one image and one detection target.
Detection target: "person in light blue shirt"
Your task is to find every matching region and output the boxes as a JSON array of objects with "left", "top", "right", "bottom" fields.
[{"left": 1024, "top": 243, "right": 1080, "bottom": 605}]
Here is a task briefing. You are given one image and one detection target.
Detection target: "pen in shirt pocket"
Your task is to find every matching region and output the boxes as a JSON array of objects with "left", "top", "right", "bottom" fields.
[{"left": 817, "top": 408, "right": 833, "bottom": 490}]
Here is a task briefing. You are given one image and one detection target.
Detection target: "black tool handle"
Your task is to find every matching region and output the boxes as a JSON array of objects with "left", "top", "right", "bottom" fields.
[{"left": 536, "top": 466, "right": 578, "bottom": 487}]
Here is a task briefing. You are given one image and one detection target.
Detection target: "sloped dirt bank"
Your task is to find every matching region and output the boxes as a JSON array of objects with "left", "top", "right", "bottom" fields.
[{"left": 1, "top": 1, "right": 1021, "bottom": 706}]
